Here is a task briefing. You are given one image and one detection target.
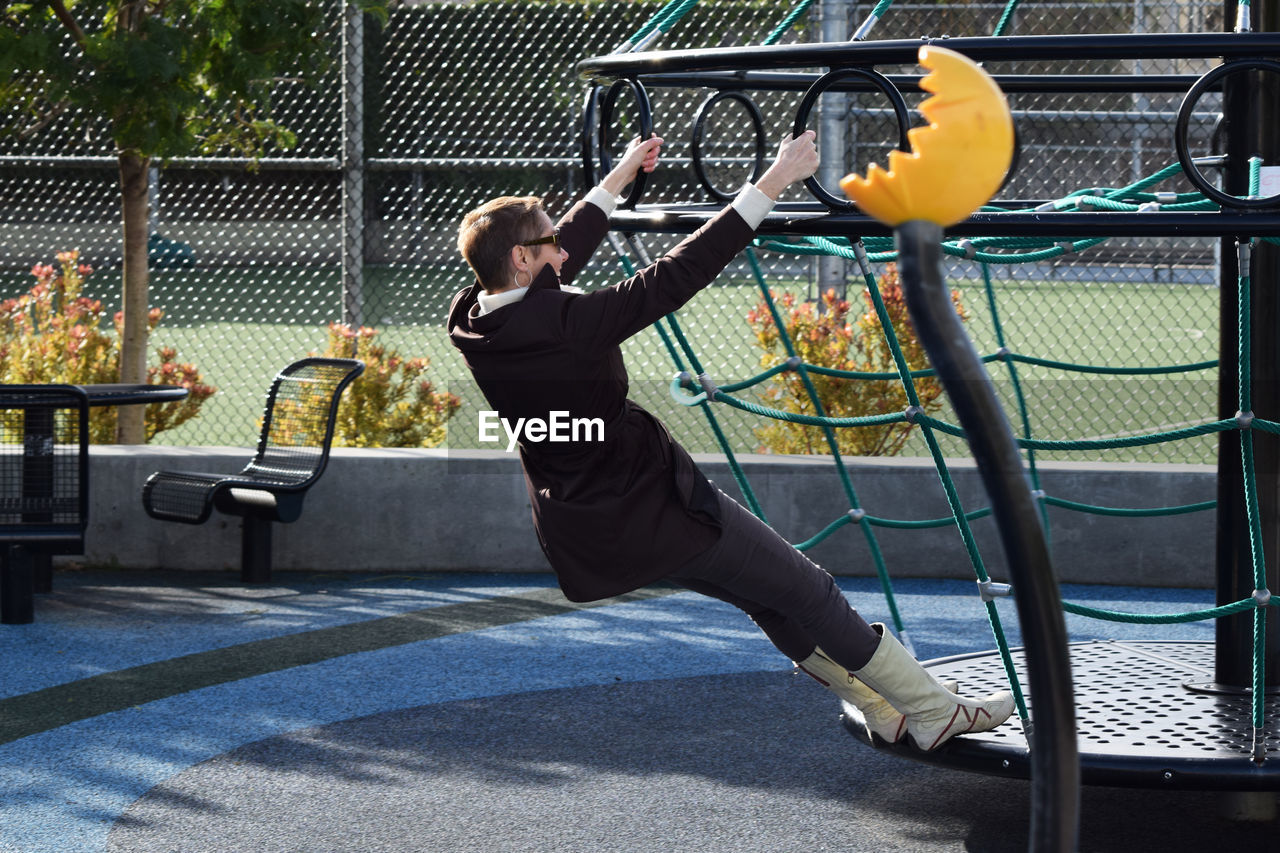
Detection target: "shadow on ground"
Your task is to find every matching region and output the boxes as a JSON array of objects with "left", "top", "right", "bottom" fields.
[{"left": 108, "top": 670, "right": 1277, "bottom": 853}]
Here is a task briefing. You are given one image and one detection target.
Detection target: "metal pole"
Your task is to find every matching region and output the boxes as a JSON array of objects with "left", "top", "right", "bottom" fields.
[
  {"left": 342, "top": 2, "right": 366, "bottom": 333},
  {"left": 1130, "top": 0, "right": 1148, "bottom": 187},
  {"left": 897, "top": 221, "right": 1079, "bottom": 853},
  {"left": 1215, "top": 0, "right": 1280, "bottom": 694},
  {"left": 148, "top": 165, "right": 160, "bottom": 234},
  {"left": 817, "top": 0, "right": 849, "bottom": 304}
]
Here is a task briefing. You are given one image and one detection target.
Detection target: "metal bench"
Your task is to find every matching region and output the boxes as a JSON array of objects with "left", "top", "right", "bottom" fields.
[
  {"left": 142, "top": 357, "right": 364, "bottom": 583},
  {"left": 0, "top": 385, "right": 90, "bottom": 624}
]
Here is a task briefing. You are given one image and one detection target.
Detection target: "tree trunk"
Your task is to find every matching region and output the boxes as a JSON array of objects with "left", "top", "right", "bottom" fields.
[{"left": 116, "top": 151, "right": 150, "bottom": 444}]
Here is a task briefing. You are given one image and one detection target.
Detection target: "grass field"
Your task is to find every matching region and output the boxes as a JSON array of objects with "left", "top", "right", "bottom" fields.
[{"left": 0, "top": 260, "right": 1223, "bottom": 464}]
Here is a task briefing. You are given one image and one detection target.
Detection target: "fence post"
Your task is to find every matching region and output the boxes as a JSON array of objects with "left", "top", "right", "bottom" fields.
[
  {"left": 816, "top": 0, "right": 850, "bottom": 305},
  {"left": 342, "top": 1, "right": 365, "bottom": 333}
]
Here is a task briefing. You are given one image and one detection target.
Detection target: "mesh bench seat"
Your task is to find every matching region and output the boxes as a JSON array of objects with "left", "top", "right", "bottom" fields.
[{"left": 142, "top": 358, "right": 364, "bottom": 582}]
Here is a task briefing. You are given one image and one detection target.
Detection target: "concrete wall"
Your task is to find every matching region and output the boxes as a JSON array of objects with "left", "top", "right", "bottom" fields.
[{"left": 82, "top": 446, "right": 1220, "bottom": 589}]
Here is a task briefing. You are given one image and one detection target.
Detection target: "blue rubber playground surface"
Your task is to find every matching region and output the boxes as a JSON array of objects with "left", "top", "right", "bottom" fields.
[{"left": 1, "top": 569, "right": 1275, "bottom": 852}]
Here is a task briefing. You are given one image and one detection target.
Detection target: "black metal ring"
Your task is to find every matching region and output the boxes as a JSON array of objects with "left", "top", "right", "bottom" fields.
[
  {"left": 793, "top": 67, "right": 912, "bottom": 211},
  {"left": 1175, "top": 59, "right": 1280, "bottom": 210},
  {"left": 690, "top": 91, "right": 767, "bottom": 202},
  {"left": 579, "top": 85, "right": 602, "bottom": 190},
  {"left": 598, "top": 78, "right": 654, "bottom": 209}
]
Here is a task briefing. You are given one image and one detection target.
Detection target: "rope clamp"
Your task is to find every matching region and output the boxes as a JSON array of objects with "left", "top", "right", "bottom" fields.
[
  {"left": 1137, "top": 202, "right": 1161, "bottom": 212},
  {"left": 852, "top": 14, "right": 879, "bottom": 41},
  {"left": 676, "top": 371, "right": 694, "bottom": 389},
  {"left": 1237, "top": 410, "right": 1255, "bottom": 429},
  {"left": 1055, "top": 241, "right": 1075, "bottom": 254},
  {"left": 1239, "top": 240, "right": 1253, "bottom": 277},
  {"left": 1255, "top": 588, "right": 1272, "bottom": 607},
  {"left": 696, "top": 372, "right": 719, "bottom": 400},
  {"left": 785, "top": 355, "right": 803, "bottom": 370},
  {"left": 634, "top": 28, "right": 663, "bottom": 52},
  {"left": 1235, "top": 3, "right": 1252, "bottom": 32},
  {"left": 904, "top": 405, "right": 923, "bottom": 424},
  {"left": 852, "top": 240, "right": 871, "bottom": 271},
  {"left": 1031, "top": 489, "right": 1046, "bottom": 500},
  {"left": 847, "top": 508, "right": 866, "bottom": 522},
  {"left": 978, "top": 579, "right": 1013, "bottom": 602},
  {"left": 1155, "top": 191, "right": 1178, "bottom": 203},
  {"left": 996, "top": 345, "right": 1011, "bottom": 357},
  {"left": 958, "top": 239, "right": 977, "bottom": 260}
]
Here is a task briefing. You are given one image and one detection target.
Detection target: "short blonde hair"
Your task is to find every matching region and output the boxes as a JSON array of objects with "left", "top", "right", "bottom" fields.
[{"left": 457, "top": 196, "right": 545, "bottom": 291}]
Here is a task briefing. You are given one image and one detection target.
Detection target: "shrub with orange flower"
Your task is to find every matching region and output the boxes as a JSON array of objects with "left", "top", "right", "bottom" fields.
[
  {"left": 745, "top": 263, "right": 965, "bottom": 456},
  {"left": 0, "top": 250, "right": 215, "bottom": 442},
  {"left": 317, "top": 323, "right": 461, "bottom": 447}
]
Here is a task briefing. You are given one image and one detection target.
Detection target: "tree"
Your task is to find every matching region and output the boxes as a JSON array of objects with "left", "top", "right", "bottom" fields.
[{"left": 0, "top": 0, "right": 383, "bottom": 442}]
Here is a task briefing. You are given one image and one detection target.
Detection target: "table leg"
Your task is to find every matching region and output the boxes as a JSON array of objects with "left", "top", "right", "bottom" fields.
[{"left": 1, "top": 543, "right": 34, "bottom": 624}]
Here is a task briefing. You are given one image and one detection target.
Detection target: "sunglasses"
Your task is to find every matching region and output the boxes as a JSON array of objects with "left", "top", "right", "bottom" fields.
[{"left": 519, "top": 228, "right": 560, "bottom": 250}]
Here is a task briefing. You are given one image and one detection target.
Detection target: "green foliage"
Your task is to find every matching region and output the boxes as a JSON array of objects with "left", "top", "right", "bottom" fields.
[
  {"left": 745, "top": 264, "right": 966, "bottom": 456},
  {"left": 1, "top": 1, "right": 387, "bottom": 442},
  {"left": 319, "top": 323, "right": 461, "bottom": 448},
  {"left": 0, "top": 1, "right": 384, "bottom": 158},
  {"left": 0, "top": 250, "right": 216, "bottom": 443}
]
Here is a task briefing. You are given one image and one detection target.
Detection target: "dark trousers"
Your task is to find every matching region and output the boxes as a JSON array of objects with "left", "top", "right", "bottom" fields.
[{"left": 667, "top": 490, "right": 882, "bottom": 671}]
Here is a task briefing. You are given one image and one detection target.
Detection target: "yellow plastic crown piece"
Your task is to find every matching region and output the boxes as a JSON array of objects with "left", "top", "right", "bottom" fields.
[{"left": 839, "top": 45, "right": 1014, "bottom": 227}]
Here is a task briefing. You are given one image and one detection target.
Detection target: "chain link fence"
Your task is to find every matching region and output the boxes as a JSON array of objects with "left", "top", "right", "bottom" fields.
[{"left": 0, "top": 0, "right": 1226, "bottom": 464}]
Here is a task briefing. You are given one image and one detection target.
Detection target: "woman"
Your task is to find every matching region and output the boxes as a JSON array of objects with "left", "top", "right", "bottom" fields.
[{"left": 448, "top": 133, "right": 1014, "bottom": 750}]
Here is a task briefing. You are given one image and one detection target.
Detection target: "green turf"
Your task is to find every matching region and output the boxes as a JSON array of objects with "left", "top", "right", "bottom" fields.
[{"left": 0, "top": 262, "right": 1223, "bottom": 463}]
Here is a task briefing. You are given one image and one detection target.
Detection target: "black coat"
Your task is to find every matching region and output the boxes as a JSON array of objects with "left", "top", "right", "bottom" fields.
[{"left": 447, "top": 197, "right": 756, "bottom": 601}]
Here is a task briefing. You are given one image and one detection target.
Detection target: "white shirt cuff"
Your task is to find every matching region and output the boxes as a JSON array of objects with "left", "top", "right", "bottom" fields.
[
  {"left": 732, "top": 183, "right": 776, "bottom": 230},
  {"left": 585, "top": 185, "right": 618, "bottom": 217}
]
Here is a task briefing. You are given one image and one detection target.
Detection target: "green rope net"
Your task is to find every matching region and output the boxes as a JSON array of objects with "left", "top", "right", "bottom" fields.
[{"left": 609, "top": 0, "right": 1277, "bottom": 733}]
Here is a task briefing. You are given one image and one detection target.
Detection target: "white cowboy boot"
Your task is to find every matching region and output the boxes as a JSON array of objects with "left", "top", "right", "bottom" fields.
[
  {"left": 852, "top": 623, "right": 1015, "bottom": 751},
  {"left": 795, "top": 646, "right": 958, "bottom": 744}
]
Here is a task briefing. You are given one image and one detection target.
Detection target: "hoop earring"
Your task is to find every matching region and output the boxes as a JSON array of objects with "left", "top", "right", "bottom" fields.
[{"left": 514, "top": 270, "right": 531, "bottom": 289}]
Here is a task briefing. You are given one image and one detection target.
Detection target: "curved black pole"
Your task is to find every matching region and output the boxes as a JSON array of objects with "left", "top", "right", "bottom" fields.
[{"left": 895, "top": 219, "right": 1080, "bottom": 853}]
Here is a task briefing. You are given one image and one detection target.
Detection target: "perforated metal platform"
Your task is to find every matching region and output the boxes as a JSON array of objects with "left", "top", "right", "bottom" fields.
[{"left": 841, "top": 641, "right": 1280, "bottom": 791}]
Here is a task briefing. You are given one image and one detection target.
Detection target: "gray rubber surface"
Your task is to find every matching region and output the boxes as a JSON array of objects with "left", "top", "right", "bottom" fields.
[{"left": 108, "top": 671, "right": 1277, "bottom": 853}]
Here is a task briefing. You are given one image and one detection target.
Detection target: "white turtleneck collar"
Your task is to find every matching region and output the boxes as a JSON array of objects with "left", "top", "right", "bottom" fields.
[{"left": 475, "top": 285, "right": 529, "bottom": 315}]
